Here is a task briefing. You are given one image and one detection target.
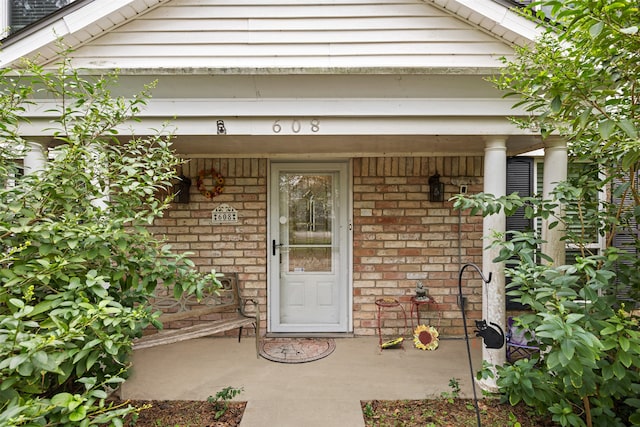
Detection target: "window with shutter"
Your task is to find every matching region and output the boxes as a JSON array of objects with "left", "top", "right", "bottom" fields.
[
  {"left": 506, "top": 157, "right": 534, "bottom": 310},
  {"left": 611, "top": 173, "right": 640, "bottom": 307},
  {"left": 506, "top": 158, "right": 605, "bottom": 310},
  {"left": 535, "top": 161, "right": 602, "bottom": 256},
  {"left": 10, "top": 0, "right": 73, "bottom": 34}
]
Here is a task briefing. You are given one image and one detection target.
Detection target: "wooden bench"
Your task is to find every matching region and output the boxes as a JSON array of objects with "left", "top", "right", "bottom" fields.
[{"left": 133, "top": 273, "right": 260, "bottom": 357}]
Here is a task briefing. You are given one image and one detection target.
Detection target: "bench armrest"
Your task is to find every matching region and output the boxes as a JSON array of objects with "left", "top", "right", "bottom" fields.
[{"left": 240, "top": 298, "right": 258, "bottom": 319}]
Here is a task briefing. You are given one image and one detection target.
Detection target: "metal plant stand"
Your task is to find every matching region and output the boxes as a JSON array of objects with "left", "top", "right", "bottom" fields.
[
  {"left": 409, "top": 296, "right": 441, "bottom": 330},
  {"left": 375, "top": 298, "right": 407, "bottom": 349}
]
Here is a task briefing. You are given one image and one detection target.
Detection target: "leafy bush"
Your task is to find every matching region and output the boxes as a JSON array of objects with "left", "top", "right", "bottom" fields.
[
  {"left": 0, "top": 56, "right": 216, "bottom": 425},
  {"left": 477, "top": 230, "right": 640, "bottom": 427},
  {"left": 456, "top": 1, "right": 640, "bottom": 426}
]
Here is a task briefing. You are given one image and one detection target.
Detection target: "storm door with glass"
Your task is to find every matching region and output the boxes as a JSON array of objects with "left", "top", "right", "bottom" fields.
[{"left": 269, "top": 162, "right": 349, "bottom": 333}]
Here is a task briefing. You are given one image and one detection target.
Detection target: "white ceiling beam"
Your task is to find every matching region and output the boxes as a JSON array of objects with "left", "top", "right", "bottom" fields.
[
  {"left": 19, "top": 115, "right": 534, "bottom": 137},
  {"left": 24, "top": 98, "right": 528, "bottom": 118}
]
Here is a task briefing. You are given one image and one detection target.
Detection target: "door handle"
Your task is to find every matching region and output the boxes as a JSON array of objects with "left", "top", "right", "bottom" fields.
[{"left": 272, "top": 240, "right": 283, "bottom": 256}]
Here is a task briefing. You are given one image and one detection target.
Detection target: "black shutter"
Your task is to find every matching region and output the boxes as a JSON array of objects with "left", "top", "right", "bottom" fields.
[
  {"left": 506, "top": 157, "right": 534, "bottom": 310},
  {"left": 611, "top": 173, "right": 640, "bottom": 307}
]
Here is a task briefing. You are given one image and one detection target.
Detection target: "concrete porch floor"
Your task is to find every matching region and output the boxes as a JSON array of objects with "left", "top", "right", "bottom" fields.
[{"left": 120, "top": 336, "right": 483, "bottom": 427}]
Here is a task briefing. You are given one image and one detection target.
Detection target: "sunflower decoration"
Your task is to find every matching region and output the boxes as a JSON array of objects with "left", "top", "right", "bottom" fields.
[
  {"left": 196, "top": 168, "right": 225, "bottom": 199},
  {"left": 413, "top": 324, "right": 439, "bottom": 351}
]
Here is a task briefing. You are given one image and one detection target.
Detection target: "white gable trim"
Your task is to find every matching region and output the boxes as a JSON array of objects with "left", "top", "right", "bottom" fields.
[
  {"left": 0, "top": 0, "right": 170, "bottom": 67},
  {"left": 431, "top": 0, "right": 540, "bottom": 45},
  {"left": 1, "top": 0, "right": 540, "bottom": 69}
]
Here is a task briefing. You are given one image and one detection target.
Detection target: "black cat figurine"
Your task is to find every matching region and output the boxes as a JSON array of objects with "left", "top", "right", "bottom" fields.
[{"left": 474, "top": 320, "right": 505, "bottom": 349}]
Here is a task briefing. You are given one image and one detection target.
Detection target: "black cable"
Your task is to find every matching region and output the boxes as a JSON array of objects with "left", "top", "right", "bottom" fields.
[{"left": 458, "top": 263, "right": 492, "bottom": 427}]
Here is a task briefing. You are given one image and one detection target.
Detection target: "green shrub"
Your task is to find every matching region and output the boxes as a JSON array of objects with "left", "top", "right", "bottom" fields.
[
  {"left": 456, "top": 1, "right": 640, "bottom": 425},
  {"left": 0, "top": 56, "right": 216, "bottom": 425}
]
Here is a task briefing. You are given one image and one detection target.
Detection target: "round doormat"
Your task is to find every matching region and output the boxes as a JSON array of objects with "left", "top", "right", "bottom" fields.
[{"left": 259, "top": 337, "right": 336, "bottom": 363}]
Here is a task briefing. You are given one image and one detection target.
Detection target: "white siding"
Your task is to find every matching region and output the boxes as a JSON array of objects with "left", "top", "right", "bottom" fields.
[{"left": 65, "top": 0, "right": 514, "bottom": 69}]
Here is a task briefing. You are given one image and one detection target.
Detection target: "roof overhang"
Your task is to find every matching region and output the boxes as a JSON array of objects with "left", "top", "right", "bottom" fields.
[
  {"left": 429, "top": 0, "right": 539, "bottom": 46},
  {"left": 3, "top": 0, "right": 544, "bottom": 156},
  {"left": 1, "top": 0, "right": 171, "bottom": 67}
]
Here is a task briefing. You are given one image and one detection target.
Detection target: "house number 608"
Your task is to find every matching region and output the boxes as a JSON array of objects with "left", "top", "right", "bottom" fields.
[{"left": 272, "top": 119, "right": 320, "bottom": 133}]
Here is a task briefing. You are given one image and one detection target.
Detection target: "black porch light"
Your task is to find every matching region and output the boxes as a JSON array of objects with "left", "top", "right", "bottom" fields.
[
  {"left": 428, "top": 172, "right": 444, "bottom": 202},
  {"left": 172, "top": 174, "right": 192, "bottom": 204}
]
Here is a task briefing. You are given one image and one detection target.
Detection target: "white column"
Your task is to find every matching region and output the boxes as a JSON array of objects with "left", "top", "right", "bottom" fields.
[
  {"left": 0, "top": 0, "right": 9, "bottom": 39},
  {"left": 478, "top": 136, "right": 507, "bottom": 392},
  {"left": 541, "top": 138, "right": 568, "bottom": 265},
  {"left": 23, "top": 142, "right": 47, "bottom": 175}
]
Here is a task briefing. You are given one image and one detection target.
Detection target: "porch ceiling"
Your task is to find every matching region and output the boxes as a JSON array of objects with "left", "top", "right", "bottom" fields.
[
  {"left": 158, "top": 134, "right": 541, "bottom": 158},
  {"left": 31, "top": 133, "right": 539, "bottom": 158}
]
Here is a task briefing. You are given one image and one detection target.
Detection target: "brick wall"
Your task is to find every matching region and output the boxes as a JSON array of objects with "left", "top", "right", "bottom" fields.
[
  {"left": 148, "top": 158, "right": 269, "bottom": 334},
  {"left": 154, "top": 156, "right": 485, "bottom": 337},
  {"left": 352, "top": 157, "right": 484, "bottom": 337}
]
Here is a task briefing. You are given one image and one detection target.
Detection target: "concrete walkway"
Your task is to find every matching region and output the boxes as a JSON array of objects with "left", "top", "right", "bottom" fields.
[{"left": 120, "top": 336, "right": 483, "bottom": 427}]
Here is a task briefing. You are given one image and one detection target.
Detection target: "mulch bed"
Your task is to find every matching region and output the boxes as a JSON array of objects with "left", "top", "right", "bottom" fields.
[
  {"left": 116, "top": 397, "right": 556, "bottom": 426},
  {"left": 361, "top": 398, "right": 556, "bottom": 426},
  {"left": 119, "top": 400, "right": 246, "bottom": 426}
]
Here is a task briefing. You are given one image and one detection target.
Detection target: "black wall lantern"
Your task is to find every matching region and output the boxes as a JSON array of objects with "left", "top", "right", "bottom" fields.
[
  {"left": 428, "top": 172, "right": 444, "bottom": 202},
  {"left": 172, "top": 174, "right": 192, "bottom": 204}
]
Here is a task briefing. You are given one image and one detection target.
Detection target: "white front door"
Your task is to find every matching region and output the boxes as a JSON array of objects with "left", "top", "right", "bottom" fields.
[{"left": 269, "top": 162, "right": 350, "bottom": 333}]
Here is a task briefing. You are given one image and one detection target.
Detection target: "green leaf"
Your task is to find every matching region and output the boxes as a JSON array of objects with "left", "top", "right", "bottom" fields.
[
  {"left": 17, "top": 361, "right": 34, "bottom": 376},
  {"left": 30, "top": 299, "right": 56, "bottom": 316},
  {"left": 9, "top": 354, "right": 28, "bottom": 370},
  {"left": 620, "top": 336, "right": 630, "bottom": 352},
  {"left": 602, "top": 364, "right": 614, "bottom": 380},
  {"left": 509, "top": 393, "right": 522, "bottom": 406},
  {"left": 91, "top": 389, "right": 108, "bottom": 399},
  {"left": 613, "top": 361, "right": 626, "bottom": 379},
  {"left": 550, "top": 95, "right": 562, "bottom": 113},
  {"left": 565, "top": 313, "right": 583, "bottom": 324},
  {"left": 599, "top": 119, "right": 615, "bottom": 140},
  {"left": 619, "top": 351, "right": 632, "bottom": 368},
  {"left": 51, "top": 392, "right": 74, "bottom": 407},
  {"left": 560, "top": 340, "right": 575, "bottom": 361},
  {"left": 578, "top": 108, "right": 591, "bottom": 129},
  {"left": 73, "top": 349, "right": 90, "bottom": 365},
  {"left": 86, "top": 351, "right": 100, "bottom": 372},
  {"left": 32, "top": 351, "right": 48, "bottom": 366},
  {"left": 570, "top": 374, "right": 583, "bottom": 389},
  {"left": 39, "top": 244, "right": 55, "bottom": 256},
  {"left": 618, "top": 119, "right": 638, "bottom": 139},
  {"left": 9, "top": 298, "right": 25, "bottom": 309},
  {"left": 589, "top": 21, "right": 604, "bottom": 38},
  {"left": 546, "top": 351, "right": 561, "bottom": 370},
  {"left": 69, "top": 406, "right": 87, "bottom": 421}
]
